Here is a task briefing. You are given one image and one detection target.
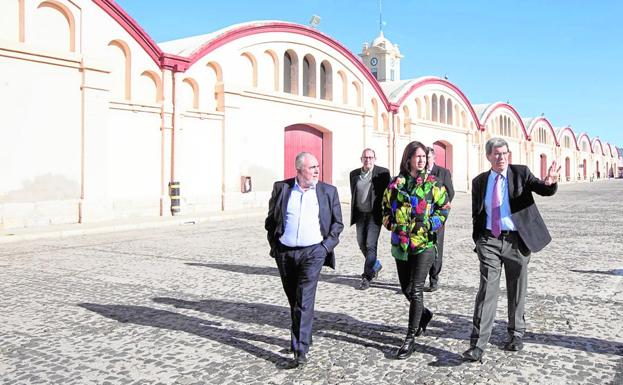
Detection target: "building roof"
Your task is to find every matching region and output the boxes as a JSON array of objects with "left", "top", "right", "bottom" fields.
[{"left": 158, "top": 20, "right": 287, "bottom": 56}]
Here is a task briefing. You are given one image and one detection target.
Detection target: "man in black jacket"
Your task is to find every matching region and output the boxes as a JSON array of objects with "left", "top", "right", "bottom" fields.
[
  {"left": 265, "top": 152, "right": 343, "bottom": 367},
  {"left": 463, "top": 137, "right": 560, "bottom": 362},
  {"left": 349, "top": 148, "right": 391, "bottom": 290},
  {"left": 425, "top": 147, "right": 455, "bottom": 291}
]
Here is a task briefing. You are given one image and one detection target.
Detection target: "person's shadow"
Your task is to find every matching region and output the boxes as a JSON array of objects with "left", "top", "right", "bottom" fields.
[
  {"left": 185, "top": 262, "right": 402, "bottom": 292},
  {"left": 78, "top": 303, "right": 296, "bottom": 369},
  {"left": 152, "top": 297, "right": 464, "bottom": 366}
]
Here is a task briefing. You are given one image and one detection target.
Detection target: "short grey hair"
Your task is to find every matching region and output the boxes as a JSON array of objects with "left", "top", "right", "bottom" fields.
[
  {"left": 361, "top": 148, "right": 376, "bottom": 157},
  {"left": 486, "top": 137, "right": 509, "bottom": 156},
  {"left": 426, "top": 146, "right": 435, "bottom": 156},
  {"left": 295, "top": 152, "right": 314, "bottom": 170}
]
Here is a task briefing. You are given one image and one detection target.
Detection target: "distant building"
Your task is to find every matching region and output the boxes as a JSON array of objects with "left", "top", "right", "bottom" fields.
[{"left": 0, "top": 1, "right": 619, "bottom": 228}]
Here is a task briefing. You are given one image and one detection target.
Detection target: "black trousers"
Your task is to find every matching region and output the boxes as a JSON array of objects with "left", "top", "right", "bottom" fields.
[
  {"left": 428, "top": 227, "right": 445, "bottom": 287},
  {"left": 274, "top": 243, "right": 326, "bottom": 355},
  {"left": 395, "top": 247, "right": 436, "bottom": 331}
]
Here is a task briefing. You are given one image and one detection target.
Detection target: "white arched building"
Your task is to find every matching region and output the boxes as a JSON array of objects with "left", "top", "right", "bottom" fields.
[{"left": 0, "top": 0, "right": 620, "bottom": 228}]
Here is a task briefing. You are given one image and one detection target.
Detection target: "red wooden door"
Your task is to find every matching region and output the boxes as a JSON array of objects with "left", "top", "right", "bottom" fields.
[
  {"left": 565, "top": 157, "right": 570, "bottom": 180},
  {"left": 284, "top": 125, "right": 323, "bottom": 180},
  {"left": 433, "top": 141, "right": 453, "bottom": 174},
  {"left": 583, "top": 159, "right": 587, "bottom": 179}
]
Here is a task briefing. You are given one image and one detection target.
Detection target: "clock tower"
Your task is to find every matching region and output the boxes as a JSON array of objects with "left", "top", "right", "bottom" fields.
[{"left": 360, "top": 31, "right": 403, "bottom": 82}]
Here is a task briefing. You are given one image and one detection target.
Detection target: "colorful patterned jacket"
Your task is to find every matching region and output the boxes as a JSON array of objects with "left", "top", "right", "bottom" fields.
[{"left": 382, "top": 172, "right": 449, "bottom": 261}]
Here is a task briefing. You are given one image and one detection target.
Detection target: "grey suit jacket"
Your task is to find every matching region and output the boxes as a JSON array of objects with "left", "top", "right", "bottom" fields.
[{"left": 265, "top": 178, "right": 344, "bottom": 269}]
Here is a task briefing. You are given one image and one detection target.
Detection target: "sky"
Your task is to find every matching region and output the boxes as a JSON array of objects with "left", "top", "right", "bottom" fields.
[{"left": 115, "top": 0, "right": 623, "bottom": 147}]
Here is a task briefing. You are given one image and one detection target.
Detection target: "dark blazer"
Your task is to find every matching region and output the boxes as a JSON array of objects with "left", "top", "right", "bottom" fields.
[
  {"left": 429, "top": 164, "right": 455, "bottom": 202},
  {"left": 349, "top": 165, "right": 391, "bottom": 226},
  {"left": 265, "top": 178, "right": 344, "bottom": 269},
  {"left": 472, "top": 164, "right": 557, "bottom": 255}
]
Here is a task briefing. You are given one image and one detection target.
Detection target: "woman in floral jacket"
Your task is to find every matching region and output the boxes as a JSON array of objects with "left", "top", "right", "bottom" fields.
[{"left": 382, "top": 141, "right": 449, "bottom": 359}]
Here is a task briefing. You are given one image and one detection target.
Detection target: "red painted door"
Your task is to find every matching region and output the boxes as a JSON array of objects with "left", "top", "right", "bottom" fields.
[
  {"left": 433, "top": 143, "right": 446, "bottom": 168},
  {"left": 433, "top": 141, "right": 453, "bottom": 174},
  {"left": 583, "top": 159, "right": 587, "bottom": 179},
  {"left": 284, "top": 125, "right": 323, "bottom": 180},
  {"left": 565, "top": 157, "right": 570, "bottom": 180}
]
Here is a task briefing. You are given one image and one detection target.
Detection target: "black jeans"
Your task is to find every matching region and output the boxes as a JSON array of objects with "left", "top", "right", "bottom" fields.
[
  {"left": 395, "top": 247, "right": 436, "bottom": 332},
  {"left": 355, "top": 212, "right": 382, "bottom": 280}
]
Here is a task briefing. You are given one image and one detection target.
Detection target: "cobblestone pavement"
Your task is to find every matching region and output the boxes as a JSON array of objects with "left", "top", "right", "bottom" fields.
[{"left": 1, "top": 180, "right": 622, "bottom": 385}]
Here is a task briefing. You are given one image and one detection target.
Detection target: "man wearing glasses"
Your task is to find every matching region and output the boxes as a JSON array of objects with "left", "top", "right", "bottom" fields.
[
  {"left": 349, "top": 148, "right": 391, "bottom": 290},
  {"left": 463, "top": 137, "right": 560, "bottom": 362}
]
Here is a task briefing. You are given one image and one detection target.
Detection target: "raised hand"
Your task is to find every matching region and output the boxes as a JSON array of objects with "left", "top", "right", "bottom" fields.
[{"left": 544, "top": 160, "right": 562, "bottom": 185}]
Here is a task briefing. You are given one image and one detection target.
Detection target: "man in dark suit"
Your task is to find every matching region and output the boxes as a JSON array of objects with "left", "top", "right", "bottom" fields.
[
  {"left": 463, "top": 137, "right": 560, "bottom": 362},
  {"left": 349, "top": 148, "right": 391, "bottom": 290},
  {"left": 265, "top": 152, "right": 343, "bottom": 367},
  {"left": 425, "top": 146, "right": 455, "bottom": 292}
]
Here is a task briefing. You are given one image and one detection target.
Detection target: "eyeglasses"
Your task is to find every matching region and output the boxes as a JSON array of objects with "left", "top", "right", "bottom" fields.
[{"left": 361, "top": 156, "right": 375, "bottom": 160}]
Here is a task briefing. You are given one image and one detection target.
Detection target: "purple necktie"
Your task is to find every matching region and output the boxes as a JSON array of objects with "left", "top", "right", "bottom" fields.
[{"left": 491, "top": 173, "right": 502, "bottom": 237}]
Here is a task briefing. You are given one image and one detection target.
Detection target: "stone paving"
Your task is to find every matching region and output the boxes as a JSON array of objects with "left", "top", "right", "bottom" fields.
[{"left": 1, "top": 180, "right": 622, "bottom": 385}]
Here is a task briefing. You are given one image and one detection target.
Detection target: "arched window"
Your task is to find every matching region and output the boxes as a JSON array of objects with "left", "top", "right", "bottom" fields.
[
  {"left": 283, "top": 50, "right": 298, "bottom": 94},
  {"left": 439, "top": 95, "right": 446, "bottom": 124},
  {"left": 371, "top": 98, "right": 379, "bottom": 130},
  {"left": 382, "top": 112, "right": 389, "bottom": 132},
  {"left": 320, "top": 60, "right": 332, "bottom": 101},
  {"left": 33, "top": 1, "right": 76, "bottom": 52},
  {"left": 138, "top": 70, "right": 162, "bottom": 103},
  {"left": 351, "top": 81, "right": 362, "bottom": 107},
  {"left": 447, "top": 99, "right": 453, "bottom": 125},
  {"left": 240, "top": 52, "right": 257, "bottom": 88},
  {"left": 403, "top": 105, "right": 411, "bottom": 134},
  {"left": 415, "top": 98, "right": 422, "bottom": 119},
  {"left": 207, "top": 61, "right": 223, "bottom": 112},
  {"left": 431, "top": 94, "right": 438, "bottom": 122},
  {"left": 264, "top": 50, "right": 279, "bottom": 91},
  {"left": 108, "top": 39, "right": 131, "bottom": 100},
  {"left": 424, "top": 95, "right": 430, "bottom": 120},
  {"left": 337, "top": 70, "right": 347, "bottom": 104},
  {"left": 303, "top": 54, "right": 316, "bottom": 97}
]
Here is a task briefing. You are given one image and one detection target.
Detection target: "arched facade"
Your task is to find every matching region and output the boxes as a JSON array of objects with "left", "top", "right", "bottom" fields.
[{"left": 0, "top": 1, "right": 619, "bottom": 229}]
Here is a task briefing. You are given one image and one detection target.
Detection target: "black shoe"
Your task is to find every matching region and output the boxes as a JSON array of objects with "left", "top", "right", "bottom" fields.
[
  {"left": 415, "top": 308, "right": 433, "bottom": 336},
  {"left": 294, "top": 352, "right": 308, "bottom": 367},
  {"left": 504, "top": 336, "right": 524, "bottom": 351},
  {"left": 395, "top": 335, "right": 416, "bottom": 359},
  {"left": 462, "top": 346, "right": 484, "bottom": 362},
  {"left": 357, "top": 278, "right": 371, "bottom": 290}
]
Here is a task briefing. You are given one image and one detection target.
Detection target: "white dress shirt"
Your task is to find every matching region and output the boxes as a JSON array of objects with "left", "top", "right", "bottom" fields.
[{"left": 279, "top": 180, "right": 323, "bottom": 247}]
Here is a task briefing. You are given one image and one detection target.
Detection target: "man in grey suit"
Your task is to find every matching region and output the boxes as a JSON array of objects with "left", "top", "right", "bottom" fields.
[
  {"left": 463, "top": 137, "right": 560, "bottom": 362},
  {"left": 425, "top": 147, "right": 454, "bottom": 292},
  {"left": 265, "top": 152, "right": 343, "bottom": 367}
]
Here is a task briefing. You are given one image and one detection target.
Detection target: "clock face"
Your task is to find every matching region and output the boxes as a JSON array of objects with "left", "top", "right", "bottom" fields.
[{"left": 370, "top": 57, "right": 378, "bottom": 66}]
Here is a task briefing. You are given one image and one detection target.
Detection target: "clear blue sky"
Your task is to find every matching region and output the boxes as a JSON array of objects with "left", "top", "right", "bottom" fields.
[{"left": 116, "top": 0, "right": 622, "bottom": 148}]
